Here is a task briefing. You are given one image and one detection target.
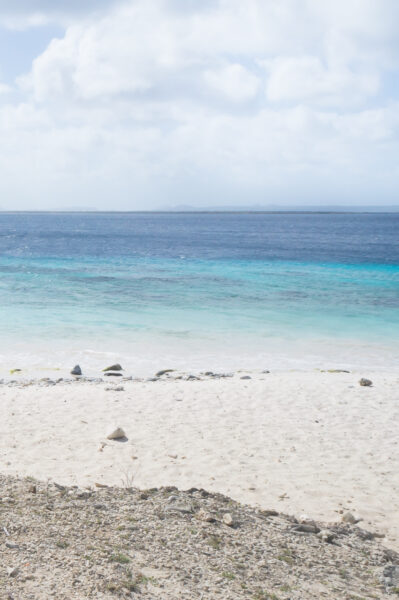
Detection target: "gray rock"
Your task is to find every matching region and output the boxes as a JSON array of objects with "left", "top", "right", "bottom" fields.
[
  {"left": 342, "top": 512, "right": 357, "bottom": 524},
  {"left": 105, "top": 386, "right": 124, "bottom": 392},
  {"left": 70, "top": 365, "right": 82, "bottom": 376},
  {"left": 7, "top": 567, "right": 19, "bottom": 577},
  {"left": 359, "top": 378, "right": 372, "bottom": 387},
  {"left": 196, "top": 508, "right": 215, "bottom": 522},
  {"left": 381, "top": 564, "right": 399, "bottom": 588},
  {"left": 317, "top": 529, "right": 336, "bottom": 543},
  {"left": 104, "top": 372, "right": 123, "bottom": 377},
  {"left": 240, "top": 375, "right": 251, "bottom": 380},
  {"left": 292, "top": 523, "right": 320, "bottom": 534},
  {"left": 156, "top": 369, "right": 174, "bottom": 377},
  {"left": 103, "top": 364, "right": 123, "bottom": 372},
  {"left": 222, "top": 513, "right": 234, "bottom": 527},
  {"left": 165, "top": 504, "right": 193, "bottom": 514},
  {"left": 107, "top": 427, "right": 126, "bottom": 440}
]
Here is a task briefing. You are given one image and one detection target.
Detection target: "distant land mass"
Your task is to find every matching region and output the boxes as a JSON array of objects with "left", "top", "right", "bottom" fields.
[
  {"left": 159, "top": 204, "right": 399, "bottom": 213},
  {"left": 1, "top": 205, "right": 399, "bottom": 213}
]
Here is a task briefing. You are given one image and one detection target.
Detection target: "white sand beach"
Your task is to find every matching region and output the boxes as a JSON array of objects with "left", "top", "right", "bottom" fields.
[{"left": 0, "top": 370, "right": 398, "bottom": 550}]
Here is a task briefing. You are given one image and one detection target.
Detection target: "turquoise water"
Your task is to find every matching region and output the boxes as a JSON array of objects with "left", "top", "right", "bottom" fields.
[{"left": 0, "top": 212, "right": 398, "bottom": 372}]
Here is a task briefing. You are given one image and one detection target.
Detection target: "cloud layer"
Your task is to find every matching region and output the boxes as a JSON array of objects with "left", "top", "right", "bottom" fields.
[{"left": 0, "top": 0, "right": 399, "bottom": 209}]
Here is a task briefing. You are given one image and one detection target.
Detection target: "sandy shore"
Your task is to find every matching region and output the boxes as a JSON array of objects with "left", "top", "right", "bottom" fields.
[{"left": 0, "top": 369, "right": 398, "bottom": 549}]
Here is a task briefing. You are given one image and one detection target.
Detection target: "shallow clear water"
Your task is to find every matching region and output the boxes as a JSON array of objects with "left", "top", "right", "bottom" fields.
[{"left": 0, "top": 212, "right": 398, "bottom": 373}]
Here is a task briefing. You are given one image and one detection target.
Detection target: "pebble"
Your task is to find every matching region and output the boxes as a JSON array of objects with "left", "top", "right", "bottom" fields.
[
  {"left": 7, "top": 567, "right": 19, "bottom": 577},
  {"left": 196, "top": 508, "right": 215, "bottom": 523},
  {"left": 222, "top": 513, "right": 234, "bottom": 527},
  {"left": 317, "top": 529, "right": 336, "bottom": 543},
  {"left": 359, "top": 378, "right": 373, "bottom": 387},
  {"left": 292, "top": 523, "right": 320, "bottom": 534},
  {"left": 342, "top": 512, "right": 357, "bottom": 524},
  {"left": 381, "top": 564, "right": 399, "bottom": 588},
  {"left": 105, "top": 386, "right": 124, "bottom": 391},
  {"left": 70, "top": 365, "right": 82, "bottom": 376},
  {"left": 165, "top": 504, "right": 193, "bottom": 514},
  {"left": 107, "top": 427, "right": 126, "bottom": 440},
  {"left": 103, "top": 364, "right": 123, "bottom": 372}
]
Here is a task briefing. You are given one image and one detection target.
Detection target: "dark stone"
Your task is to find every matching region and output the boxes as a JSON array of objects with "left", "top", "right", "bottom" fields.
[
  {"left": 359, "top": 378, "right": 373, "bottom": 387},
  {"left": 70, "top": 365, "right": 82, "bottom": 376},
  {"left": 104, "top": 372, "right": 123, "bottom": 377},
  {"left": 103, "top": 364, "right": 123, "bottom": 372},
  {"left": 292, "top": 524, "right": 320, "bottom": 534},
  {"left": 156, "top": 369, "right": 175, "bottom": 377}
]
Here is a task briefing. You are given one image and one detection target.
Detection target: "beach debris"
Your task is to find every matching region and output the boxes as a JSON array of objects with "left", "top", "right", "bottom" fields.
[
  {"left": 359, "top": 378, "right": 373, "bottom": 387},
  {"left": 156, "top": 369, "right": 174, "bottom": 377},
  {"left": 70, "top": 365, "right": 82, "bottom": 376},
  {"left": 107, "top": 427, "right": 126, "bottom": 440},
  {"left": 103, "top": 364, "right": 123, "bottom": 372},
  {"left": 9, "top": 369, "right": 21, "bottom": 375},
  {"left": 342, "top": 512, "right": 357, "bottom": 524}
]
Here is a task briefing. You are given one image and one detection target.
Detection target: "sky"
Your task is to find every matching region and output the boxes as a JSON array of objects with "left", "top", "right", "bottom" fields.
[{"left": 0, "top": 0, "right": 399, "bottom": 210}]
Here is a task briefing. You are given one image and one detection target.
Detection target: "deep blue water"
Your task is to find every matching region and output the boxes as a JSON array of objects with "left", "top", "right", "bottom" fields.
[{"left": 0, "top": 212, "right": 398, "bottom": 372}]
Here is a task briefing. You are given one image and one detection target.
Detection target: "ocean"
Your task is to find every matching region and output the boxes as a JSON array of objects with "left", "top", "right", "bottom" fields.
[{"left": 0, "top": 211, "right": 398, "bottom": 374}]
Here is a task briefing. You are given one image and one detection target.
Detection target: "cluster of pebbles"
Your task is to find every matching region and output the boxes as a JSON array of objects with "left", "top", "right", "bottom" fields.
[
  {"left": 0, "top": 366, "right": 374, "bottom": 390},
  {"left": 1, "top": 474, "right": 397, "bottom": 599}
]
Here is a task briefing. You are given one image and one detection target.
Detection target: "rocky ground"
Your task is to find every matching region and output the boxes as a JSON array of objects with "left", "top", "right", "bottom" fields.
[{"left": 1, "top": 475, "right": 398, "bottom": 599}]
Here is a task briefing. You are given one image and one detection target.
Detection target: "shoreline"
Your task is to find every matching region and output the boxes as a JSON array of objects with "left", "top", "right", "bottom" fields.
[{"left": 1, "top": 369, "right": 398, "bottom": 552}]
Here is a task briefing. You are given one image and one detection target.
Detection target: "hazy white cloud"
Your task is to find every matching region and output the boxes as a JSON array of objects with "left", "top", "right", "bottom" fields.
[
  {"left": 0, "top": 0, "right": 399, "bottom": 209},
  {"left": 264, "top": 56, "right": 379, "bottom": 107},
  {"left": 204, "top": 64, "right": 260, "bottom": 102}
]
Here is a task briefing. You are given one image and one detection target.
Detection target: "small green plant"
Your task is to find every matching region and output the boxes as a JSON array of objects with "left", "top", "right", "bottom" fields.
[
  {"left": 56, "top": 540, "right": 69, "bottom": 549},
  {"left": 222, "top": 571, "right": 235, "bottom": 580},
  {"left": 207, "top": 535, "right": 222, "bottom": 550},
  {"left": 253, "top": 590, "right": 280, "bottom": 600},
  {"left": 277, "top": 551, "right": 294, "bottom": 565},
  {"left": 109, "top": 553, "right": 130, "bottom": 564}
]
